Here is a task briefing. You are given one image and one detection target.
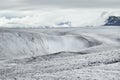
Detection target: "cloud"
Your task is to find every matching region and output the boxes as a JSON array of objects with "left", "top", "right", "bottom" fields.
[
  {"left": 0, "top": 0, "right": 120, "bottom": 10},
  {"left": 0, "top": 0, "right": 120, "bottom": 28},
  {"left": 24, "top": 0, "right": 120, "bottom": 8},
  {"left": 0, "top": 9, "right": 117, "bottom": 28}
]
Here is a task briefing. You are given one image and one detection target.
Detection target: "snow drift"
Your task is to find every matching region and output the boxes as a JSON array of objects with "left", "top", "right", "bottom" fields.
[
  {"left": 0, "top": 28, "right": 120, "bottom": 60},
  {"left": 0, "top": 29, "right": 102, "bottom": 60},
  {"left": 0, "top": 28, "right": 120, "bottom": 80}
]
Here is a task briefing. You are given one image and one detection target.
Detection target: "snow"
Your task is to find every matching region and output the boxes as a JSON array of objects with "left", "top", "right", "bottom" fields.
[{"left": 0, "top": 27, "right": 120, "bottom": 80}]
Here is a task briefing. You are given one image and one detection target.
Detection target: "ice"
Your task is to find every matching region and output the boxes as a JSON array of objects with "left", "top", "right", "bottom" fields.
[{"left": 0, "top": 27, "right": 120, "bottom": 80}]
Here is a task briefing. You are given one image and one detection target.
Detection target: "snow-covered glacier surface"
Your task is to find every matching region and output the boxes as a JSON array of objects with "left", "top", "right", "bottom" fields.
[{"left": 0, "top": 27, "right": 120, "bottom": 80}]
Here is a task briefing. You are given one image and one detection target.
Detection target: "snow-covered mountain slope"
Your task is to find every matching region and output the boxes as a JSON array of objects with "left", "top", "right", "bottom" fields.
[
  {"left": 0, "top": 27, "right": 120, "bottom": 80},
  {"left": 0, "top": 27, "right": 120, "bottom": 60},
  {"left": 0, "top": 10, "right": 120, "bottom": 28},
  {"left": 0, "top": 28, "right": 100, "bottom": 60}
]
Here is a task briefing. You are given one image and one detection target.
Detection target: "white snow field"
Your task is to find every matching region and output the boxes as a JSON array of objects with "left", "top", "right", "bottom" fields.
[{"left": 0, "top": 27, "right": 120, "bottom": 80}]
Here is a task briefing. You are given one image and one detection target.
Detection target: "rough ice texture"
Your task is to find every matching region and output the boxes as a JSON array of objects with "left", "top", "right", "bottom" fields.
[{"left": 0, "top": 27, "right": 120, "bottom": 80}]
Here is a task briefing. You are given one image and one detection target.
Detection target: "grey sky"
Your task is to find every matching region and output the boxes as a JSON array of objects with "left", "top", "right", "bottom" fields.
[{"left": 0, "top": 0, "right": 120, "bottom": 10}]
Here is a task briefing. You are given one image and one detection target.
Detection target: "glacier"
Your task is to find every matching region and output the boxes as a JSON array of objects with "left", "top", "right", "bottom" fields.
[
  {"left": 0, "top": 27, "right": 120, "bottom": 80},
  {"left": 0, "top": 27, "right": 120, "bottom": 60},
  {"left": 0, "top": 9, "right": 120, "bottom": 79},
  {"left": 0, "top": 28, "right": 101, "bottom": 60}
]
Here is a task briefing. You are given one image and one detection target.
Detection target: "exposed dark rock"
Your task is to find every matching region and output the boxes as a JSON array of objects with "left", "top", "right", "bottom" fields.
[{"left": 104, "top": 16, "right": 120, "bottom": 26}]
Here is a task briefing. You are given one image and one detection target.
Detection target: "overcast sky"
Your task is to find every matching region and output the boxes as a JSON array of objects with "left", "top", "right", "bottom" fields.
[
  {"left": 0, "top": 0, "right": 120, "bottom": 10},
  {"left": 0, "top": 0, "right": 120, "bottom": 27}
]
